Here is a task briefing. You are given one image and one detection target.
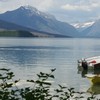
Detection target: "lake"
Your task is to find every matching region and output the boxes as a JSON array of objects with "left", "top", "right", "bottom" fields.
[{"left": 0, "top": 38, "right": 100, "bottom": 95}]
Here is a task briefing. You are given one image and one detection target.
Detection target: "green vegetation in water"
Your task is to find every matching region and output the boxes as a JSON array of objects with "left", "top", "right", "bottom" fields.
[
  {"left": 0, "top": 68, "right": 99, "bottom": 100},
  {"left": 0, "top": 30, "right": 34, "bottom": 37}
]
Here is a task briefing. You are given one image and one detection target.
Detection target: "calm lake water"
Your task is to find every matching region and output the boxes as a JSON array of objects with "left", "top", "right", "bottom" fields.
[{"left": 0, "top": 38, "right": 100, "bottom": 95}]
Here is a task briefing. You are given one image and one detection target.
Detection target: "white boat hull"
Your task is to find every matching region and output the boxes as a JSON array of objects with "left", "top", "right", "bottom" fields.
[{"left": 78, "top": 56, "right": 100, "bottom": 70}]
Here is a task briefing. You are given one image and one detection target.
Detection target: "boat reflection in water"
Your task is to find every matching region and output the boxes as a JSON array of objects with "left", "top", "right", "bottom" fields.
[
  {"left": 78, "top": 66, "right": 100, "bottom": 94},
  {"left": 86, "top": 75, "right": 100, "bottom": 96},
  {"left": 85, "top": 68, "right": 100, "bottom": 85},
  {"left": 87, "top": 84, "right": 100, "bottom": 94},
  {"left": 78, "top": 65, "right": 100, "bottom": 83}
]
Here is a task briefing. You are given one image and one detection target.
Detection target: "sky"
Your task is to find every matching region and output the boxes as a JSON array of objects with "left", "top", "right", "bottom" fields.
[{"left": 0, "top": 0, "right": 100, "bottom": 24}]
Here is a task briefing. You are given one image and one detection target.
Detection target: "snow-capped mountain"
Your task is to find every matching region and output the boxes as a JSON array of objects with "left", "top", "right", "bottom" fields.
[
  {"left": 81, "top": 19, "right": 100, "bottom": 37},
  {"left": 73, "top": 21, "right": 94, "bottom": 29},
  {"left": 19, "top": 6, "right": 56, "bottom": 20},
  {"left": 72, "top": 21, "right": 94, "bottom": 32},
  {"left": 0, "top": 5, "right": 79, "bottom": 37}
]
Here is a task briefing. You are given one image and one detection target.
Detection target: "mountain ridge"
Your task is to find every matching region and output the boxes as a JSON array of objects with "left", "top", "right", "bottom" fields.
[
  {"left": 72, "top": 21, "right": 94, "bottom": 32},
  {"left": 0, "top": 5, "right": 79, "bottom": 37},
  {"left": 80, "top": 19, "right": 100, "bottom": 37},
  {"left": 0, "top": 19, "right": 71, "bottom": 37}
]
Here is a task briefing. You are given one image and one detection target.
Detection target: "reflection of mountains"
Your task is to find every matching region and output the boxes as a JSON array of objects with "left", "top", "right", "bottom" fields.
[
  {"left": 0, "top": 46, "right": 58, "bottom": 66},
  {"left": 0, "top": 46, "right": 72, "bottom": 50},
  {"left": 0, "top": 47, "right": 38, "bottom": 65},
  {"left": 87, "top": 84, "right": 100, "bottom": 94}
]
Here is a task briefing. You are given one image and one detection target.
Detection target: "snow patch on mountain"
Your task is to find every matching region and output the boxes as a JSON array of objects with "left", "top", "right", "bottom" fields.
[
  {"left": 72, "top": 21, "right": 94, "bottom": 29},
  {"left": 71, "top": 21, "right": 95, "bottom": 32},
  {"left": 20, "top": 5, "right": 56, "bottom": 20}
]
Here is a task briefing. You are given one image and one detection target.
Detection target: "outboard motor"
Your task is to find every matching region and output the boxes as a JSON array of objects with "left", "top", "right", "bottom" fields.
[
  {"left": 78, "top": 60, "right": 82, "bottom": 67},
  {"left": 82, "top": 60, "right": 88, "bottom": 70}
]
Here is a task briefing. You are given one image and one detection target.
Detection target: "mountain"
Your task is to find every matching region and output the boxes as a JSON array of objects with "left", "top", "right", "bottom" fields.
[
  {"left": 0, "top": 19, "right": 33, "bottom": 31},
  {"left": 72, "top": 21, "right": 94, "bottom": 32},
  {"left": 0, "top": 6, "right": 78, "bottom": 37},
  {"left": 0, "top": 19, "right": 34, "bottom": 37},
  {"left": 81, "top": 19, "right": 100, "bottom": 37},
  {"left": 0, "top": 19, "right": 70, "bottom": 37}
]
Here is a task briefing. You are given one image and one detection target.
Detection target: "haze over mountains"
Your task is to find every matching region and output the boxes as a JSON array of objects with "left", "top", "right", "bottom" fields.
[{"left": 0, "top": 5, "right": 100, "bottom": 38}]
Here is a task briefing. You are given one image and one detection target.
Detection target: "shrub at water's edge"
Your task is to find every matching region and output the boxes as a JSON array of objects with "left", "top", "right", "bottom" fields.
[{"left": 0, "top": 68, "right": 99, "bottom": 100}]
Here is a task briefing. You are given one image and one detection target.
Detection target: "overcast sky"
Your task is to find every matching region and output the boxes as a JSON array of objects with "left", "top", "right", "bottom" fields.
[{"left": 0, "top": 0, "right": 100, "bottom": 23}]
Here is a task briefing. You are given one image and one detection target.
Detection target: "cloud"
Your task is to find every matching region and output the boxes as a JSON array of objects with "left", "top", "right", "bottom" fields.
[
  {"left": 0, "top": 0, "right": 8, "bottom": 2},
  {"left": 0, "top": 0, "right": 100, "bottom": 23},
  {"left": 49, "top": 0, "right": 100, "bottom": 23},
  {"left": 32, "top": 0, "right": 54, "bottom": 11},
  {"left": 61, "top": 2, "right": 100, "bottom": 12},
  {"left": 0, "top": 0, "right": 54, "bottom": 13},
  {"left": 61, "top": 4, "right": 90, "bottom": 11}
]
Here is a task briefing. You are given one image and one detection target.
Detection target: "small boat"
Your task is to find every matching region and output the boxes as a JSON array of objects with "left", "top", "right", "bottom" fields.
[
  {"left": 78, "top": 56, "right": 100, "bottom": 70},
  {"left": 86, "top": 74, "right": 100, "bottom": 85}
]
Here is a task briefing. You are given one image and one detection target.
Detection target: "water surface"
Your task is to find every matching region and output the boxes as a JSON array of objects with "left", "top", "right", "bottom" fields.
[{"left": 0, "top": 38, "right": 100, "bottom": 94}]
